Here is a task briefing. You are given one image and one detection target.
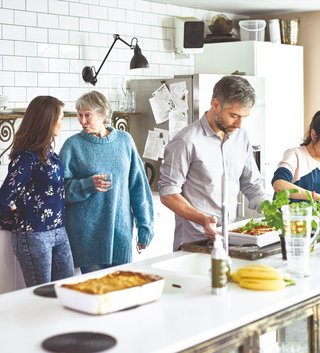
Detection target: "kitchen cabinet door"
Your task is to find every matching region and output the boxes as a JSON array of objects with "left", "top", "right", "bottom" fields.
[
  {"left": 0, "top": 230, "right": 25, "bottom": 294},
  {"left": 195, "top": 41, "right": 304, "bottom": 197},
  {"left": 132, "top": 193, "right": 175, "bottom": 262}
]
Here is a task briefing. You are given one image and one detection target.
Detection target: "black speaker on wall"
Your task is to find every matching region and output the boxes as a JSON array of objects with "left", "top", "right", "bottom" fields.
[
  {"left": 184, "top": 21, "right": 205, "bottom": 48},
  {"left": 174, "top": 17, "right": 205, "bottom": 54}
]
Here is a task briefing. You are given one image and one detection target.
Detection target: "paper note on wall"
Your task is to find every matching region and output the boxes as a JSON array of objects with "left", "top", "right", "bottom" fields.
[
  {"left": 143, "top": 129, "right": 169, "bottom": 161},
  {"left": 149, "top": 96, "right": 167, "bottom": 124},
  {"left": 169, "top": 81, "right": 189, "bottom": 111},
  {"left": 149, "top": 84, "right": 176, "bottom": 124},
  {"left": 154, "top": 128, "right": 169, "bottom": 159},
  {"left": 169, "top": 110, "right": 188, "bottom": 140}
]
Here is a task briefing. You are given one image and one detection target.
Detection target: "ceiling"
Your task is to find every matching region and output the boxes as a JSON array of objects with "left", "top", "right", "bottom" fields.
[{"left": 149, "top": 0, "right": 320, "bottom": 15}]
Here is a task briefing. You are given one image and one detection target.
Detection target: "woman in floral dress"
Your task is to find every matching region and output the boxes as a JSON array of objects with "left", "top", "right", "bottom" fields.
[{"left": 0, "top": 96, "right": 74, "bottom": 287}]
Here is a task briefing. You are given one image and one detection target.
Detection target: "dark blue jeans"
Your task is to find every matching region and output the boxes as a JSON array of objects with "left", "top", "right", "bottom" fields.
[{"left": 11, "top": 227, "right": 75, "bottom": 287}]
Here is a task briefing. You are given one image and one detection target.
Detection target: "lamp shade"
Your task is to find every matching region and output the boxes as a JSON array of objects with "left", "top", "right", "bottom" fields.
[{"left": 130, "top": 45, "right": 149, "bottom": 69}]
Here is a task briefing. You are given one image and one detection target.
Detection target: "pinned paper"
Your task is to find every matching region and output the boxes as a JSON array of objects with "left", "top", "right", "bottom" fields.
[
  {"left": 154, "top": 128, "right": 169, "bottom": 159},
  {"left": 169, "top": 110, "right": 188, "bottom": 140},
  {"left": 170, "top": 81, "right": 189, "bottom": 111},
  {"left": 149, "top": 84, "right": 176, "bottom": 124},
  {"left": 149, "top": 96, "right": 167, "bottom": 124},
  {"left": 143, "top": 128, "right": 169, "bottom": 161}
]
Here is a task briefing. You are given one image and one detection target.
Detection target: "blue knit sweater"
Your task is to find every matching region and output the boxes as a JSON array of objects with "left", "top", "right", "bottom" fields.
[{"left": 59, "top": 128, "right": 154, "bottom": 268}]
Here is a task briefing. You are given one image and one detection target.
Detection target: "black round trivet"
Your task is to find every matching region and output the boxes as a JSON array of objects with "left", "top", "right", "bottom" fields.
[
  {"left": 42, "top": 332, "right": 117, "bottom": 353},
  {"left": 33, "top": 284, "right": 57, "bottom": 298}
]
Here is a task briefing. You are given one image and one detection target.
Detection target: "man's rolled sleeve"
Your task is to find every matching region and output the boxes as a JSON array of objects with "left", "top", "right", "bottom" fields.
[{"left": 158, "top": 137, "right": 189, "bottom": 197}]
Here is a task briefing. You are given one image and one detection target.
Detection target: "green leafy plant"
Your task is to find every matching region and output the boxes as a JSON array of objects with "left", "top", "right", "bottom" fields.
[
  {"left": 260, "top": 189, "right": 319, "bottom": 237},
  {"left": 305, "top": 190, "right": 320, "bottom": 216},
  {"left": 260, "top": 189, "right": 294, "bottom": 236}
]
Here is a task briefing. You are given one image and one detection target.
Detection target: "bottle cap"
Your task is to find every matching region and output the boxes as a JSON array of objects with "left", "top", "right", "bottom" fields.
[{"left": 214, "top": 235, "right": 224, "bottom": 248}]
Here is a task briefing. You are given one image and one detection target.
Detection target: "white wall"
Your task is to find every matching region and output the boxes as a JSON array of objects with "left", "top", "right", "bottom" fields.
[
  {"left": 0, "top": 0, "right": 242, "bottom": 293},
  {"left": 0, "top": 0, "right": 242, "bottom": 180}
]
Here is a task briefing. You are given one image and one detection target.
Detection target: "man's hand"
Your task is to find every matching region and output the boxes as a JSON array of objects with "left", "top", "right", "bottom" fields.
[{"left": 204, "top": 215, "right": 218, "bottom": 238}]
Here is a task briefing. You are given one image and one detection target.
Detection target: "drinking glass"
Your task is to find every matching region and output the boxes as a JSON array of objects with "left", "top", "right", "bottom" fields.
[
  {"left": 281, "top": 204, "right": 320, "bottom": 277},
  {"left": 98, "top": 172, "right": 112, "bottom": 191},
  {"left": 105, "top": 173, "right": 112, "bottom": 190}
]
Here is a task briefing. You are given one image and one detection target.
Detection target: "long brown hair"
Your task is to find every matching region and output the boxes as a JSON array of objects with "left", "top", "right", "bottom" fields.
[{"left": 9, "top": 96, "right": 64, "bottom": 162}]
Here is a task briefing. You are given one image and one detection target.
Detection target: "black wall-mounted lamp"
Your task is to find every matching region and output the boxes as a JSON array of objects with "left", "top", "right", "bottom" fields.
[{"left": 82, "top": 34, "right": 149, "bottom": 86}]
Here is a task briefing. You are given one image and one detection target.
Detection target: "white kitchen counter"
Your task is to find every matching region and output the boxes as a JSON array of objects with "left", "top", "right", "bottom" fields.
[{"left": 1, "top": 248, "right": 320, "bottom": 353}]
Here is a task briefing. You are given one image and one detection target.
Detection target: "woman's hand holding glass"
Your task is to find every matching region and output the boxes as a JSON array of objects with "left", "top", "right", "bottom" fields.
[{"left": 93, "top": 173, "right": 112, "bottom": 192}]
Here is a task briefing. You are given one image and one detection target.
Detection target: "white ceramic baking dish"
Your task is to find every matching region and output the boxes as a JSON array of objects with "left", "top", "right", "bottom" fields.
[{"left": 55, "top": 270, "right": 164, "bottom": 315}]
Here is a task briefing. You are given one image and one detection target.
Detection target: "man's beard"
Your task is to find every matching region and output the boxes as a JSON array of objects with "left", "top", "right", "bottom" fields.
[{"left": 215, "top": 115, "right": 232, "bottom": 136}]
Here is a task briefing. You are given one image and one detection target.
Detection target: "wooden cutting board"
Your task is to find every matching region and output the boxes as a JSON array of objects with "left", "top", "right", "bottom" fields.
[{"left": 180, "top": 239, "right": 282, "bottom": 260}]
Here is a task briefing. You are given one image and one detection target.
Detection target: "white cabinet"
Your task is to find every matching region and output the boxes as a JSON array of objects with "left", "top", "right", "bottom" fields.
[
  {"left": 195, "top": 41, "right": 304, "bottom": 197},
  {"left": 132, "top": 193, "right": 175, "bottom": 262},
  {"left": 0, "top": 230, "right": 25, "bottom": 294}
]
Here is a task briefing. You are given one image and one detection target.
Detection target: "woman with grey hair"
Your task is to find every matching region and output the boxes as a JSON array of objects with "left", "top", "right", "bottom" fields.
[{"left": 59, "top": 90, "right": 154, "bottom": 273}]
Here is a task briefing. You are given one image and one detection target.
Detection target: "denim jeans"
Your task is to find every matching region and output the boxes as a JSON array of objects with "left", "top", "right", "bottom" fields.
[{"left": 11, "top": 227, "right": 75, "bottom": 287}]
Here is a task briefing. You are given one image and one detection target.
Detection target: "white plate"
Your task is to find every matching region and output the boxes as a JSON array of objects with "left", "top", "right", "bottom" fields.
[
  {"left": 217, "top": 218, "right": 280, "bottom": 247},
  {"left": 55, "top": 270, "right": 164, "bottom": 315}
]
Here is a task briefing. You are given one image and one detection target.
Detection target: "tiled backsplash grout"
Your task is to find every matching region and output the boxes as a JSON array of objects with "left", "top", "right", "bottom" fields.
[{"left": 0, "top": 0, "right": 242, "bottom": 182}]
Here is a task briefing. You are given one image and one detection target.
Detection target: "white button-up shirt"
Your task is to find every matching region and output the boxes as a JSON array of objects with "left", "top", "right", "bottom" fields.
[{"left": 158, "top": 115, "right": 267, "bottom": 250}]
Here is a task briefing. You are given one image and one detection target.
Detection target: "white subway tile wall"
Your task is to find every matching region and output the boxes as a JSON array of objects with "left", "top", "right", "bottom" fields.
[{"left": 0, "top": 0, "right": 241, "bottom": 182}]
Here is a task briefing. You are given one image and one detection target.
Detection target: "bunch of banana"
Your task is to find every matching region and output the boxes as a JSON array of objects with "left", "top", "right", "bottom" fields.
[{"left": 230, "top": 264, "right": 295, "bottom": 291}]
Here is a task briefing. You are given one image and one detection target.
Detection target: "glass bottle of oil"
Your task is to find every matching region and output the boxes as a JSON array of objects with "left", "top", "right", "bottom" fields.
[{"left": 211, "top": 235, "right": 229, "bottom": 295}]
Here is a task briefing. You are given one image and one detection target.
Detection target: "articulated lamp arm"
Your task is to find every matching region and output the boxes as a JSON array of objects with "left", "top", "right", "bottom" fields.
[{"left": 82, "top": 34, "right": 148, "bottom": 86}]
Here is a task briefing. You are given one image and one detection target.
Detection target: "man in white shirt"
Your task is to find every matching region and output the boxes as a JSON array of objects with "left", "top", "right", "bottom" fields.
[{"left": 158, "top": 75, "right": 268, "bottom": 250}]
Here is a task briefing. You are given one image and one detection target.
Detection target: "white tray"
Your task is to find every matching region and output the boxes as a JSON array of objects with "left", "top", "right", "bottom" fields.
[
  {"left": 55, "top": 270, "right": 164, "bottom": 315},
  {"left": 217, "top": 219, "right": 280, "bottom": 247}
]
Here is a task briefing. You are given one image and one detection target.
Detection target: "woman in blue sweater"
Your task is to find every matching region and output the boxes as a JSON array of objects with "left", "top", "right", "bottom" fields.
[
  {"left": 0, "top": 96, "right": 75, "bottom": 287},
  {"left": 59, "top": 91, "right": 154, "bottom": 273}
]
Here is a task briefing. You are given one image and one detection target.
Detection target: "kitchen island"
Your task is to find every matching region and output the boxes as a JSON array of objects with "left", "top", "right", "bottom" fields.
[{"left": 1, "top": 249, "right": 320, "bottom": 353}]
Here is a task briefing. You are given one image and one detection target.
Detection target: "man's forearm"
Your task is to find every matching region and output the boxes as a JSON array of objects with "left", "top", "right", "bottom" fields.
[{"left": 160, "top": 194, "right": 209, "bottom": 225}]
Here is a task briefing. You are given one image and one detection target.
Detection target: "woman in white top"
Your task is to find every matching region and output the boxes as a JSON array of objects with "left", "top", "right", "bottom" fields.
[{"left": 272, "top": 111, "right": 320, "bottom": 201}]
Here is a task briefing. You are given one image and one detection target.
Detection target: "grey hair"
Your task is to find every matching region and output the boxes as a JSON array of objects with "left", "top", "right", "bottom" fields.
[
  {"left": 75, "top": 90, "right": 112, "bottom": 125},
  {"left": 211, "top": 75, "right": 256, "bottom": 109}
]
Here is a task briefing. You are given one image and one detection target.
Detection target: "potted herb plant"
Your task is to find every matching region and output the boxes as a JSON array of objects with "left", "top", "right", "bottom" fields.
[
  {"left": 260, "top": 189, "right": 320, "bottom": 260},
  {"left": 260, "top": 190, "right": 291, "bottom": 260}
]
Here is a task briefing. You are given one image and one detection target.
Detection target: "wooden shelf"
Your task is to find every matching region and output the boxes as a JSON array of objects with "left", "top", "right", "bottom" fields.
[{"left": 112, "top": 111, "right": 142, "bottom": 132}]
